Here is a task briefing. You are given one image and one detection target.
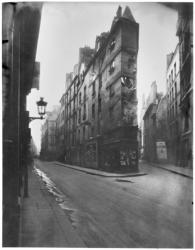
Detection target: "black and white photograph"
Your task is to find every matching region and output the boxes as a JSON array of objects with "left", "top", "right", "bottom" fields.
[{"left": 2, "top": 1, "right": 193, "bottom": 247}]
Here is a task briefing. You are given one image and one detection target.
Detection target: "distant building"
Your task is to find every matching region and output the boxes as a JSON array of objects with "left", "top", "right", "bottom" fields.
[
  {"left": 143, "top": 81, "right": 163, "bottom": 162},
  {"left": 156, "top": 95, "right": 168, "bottom": 162},
  {"left": 176, "top": 3, "right": 193, "bottom": 168},
  {"left": 166, "top": 44, "right": 181, "bottom": 165},
  {"left": 56, "top": 94, "right": 66, "bottom": 161},
  {"left": 41, "top": 106, "right": 59, "bottom": 160},
  {"left": 63, "top": 6, "right": 139, "bottom": 171}
]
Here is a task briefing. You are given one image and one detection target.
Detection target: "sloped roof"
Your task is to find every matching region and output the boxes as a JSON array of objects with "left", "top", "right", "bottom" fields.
[{"left": 122, "top": 6, "right": 136, "bottom": 22}]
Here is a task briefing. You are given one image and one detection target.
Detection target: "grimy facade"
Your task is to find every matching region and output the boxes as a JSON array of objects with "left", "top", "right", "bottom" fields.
[
  {"left": 62, "top": 6, "right": 139, "bottom": 171},
  {"left": 2, "top": 3, "right": 42, "bottom": 246},
  {"left": 166, "top": 44, "right": 181, "bottom": 165}
]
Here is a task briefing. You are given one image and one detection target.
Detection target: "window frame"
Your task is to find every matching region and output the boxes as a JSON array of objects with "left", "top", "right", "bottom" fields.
[
  {"left": 109, "top": 60, "right": 115, "bottom": 75},
  {"left": 109, "top": 38, "right": 116, "bottom": 52}
]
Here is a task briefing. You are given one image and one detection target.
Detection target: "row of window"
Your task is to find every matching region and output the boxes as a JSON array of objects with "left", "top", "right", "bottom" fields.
[
  {"left": 168, "top": 102, "right": 178, "bottom": 121},
  {"left": 87, "top": 55, "right": 136, "bottom": 100},
  {"left": 65, "top": 56, "right": 117, "bottom": 110},
  {"left": 63, "top": 106, "right": 115, "bottom": 145},
  {"left": 167, "top": 80, "right": 177, "bottom": 104},
  {"left": 65, "top": 78, "right": 132, "bottom": 126},
  {"left": 62, "top": 37, "right": 126, "bottom": 138},
  {"left": 78, "top": 100, "right": 102, "bottom": 124},
  {"left": 167, "top": 62, "right": 177, "bottom": 89},
  {"left": 65, "top": 125, "right": 97, "bottom": 146},
  {"left": 65, "top": 96, "right": 115, "bottom": 131},
  {"left": 64, "top": 41, "right": 137, "bottom": 122}
]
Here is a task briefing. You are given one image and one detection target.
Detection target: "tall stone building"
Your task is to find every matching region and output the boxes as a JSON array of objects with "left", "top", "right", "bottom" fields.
[
  {"left": 62, "top": 6, "right": 139, "bottom": 171},
  {"left": 2, "top": 3, "right": 42, "bottom": 246},
  {"left": 64, "top": 47, "right": 95, "bottom": 164},
  {"left": 166, "top": 44, "right": 181, "bottom": 165},
  {"left": 176, "top": 3, "right": 193, "bottom": 168}
]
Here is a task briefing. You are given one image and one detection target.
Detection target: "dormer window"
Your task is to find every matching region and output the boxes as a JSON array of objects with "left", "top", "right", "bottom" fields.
[
  {"left": 109, "top": 60, "right": 115, "bottom": 75},
  {"left": 109, "top": 38, "right": 116, "bottom": 52}
]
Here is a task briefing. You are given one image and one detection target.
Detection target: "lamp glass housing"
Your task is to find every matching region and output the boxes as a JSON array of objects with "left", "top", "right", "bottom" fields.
[{"left": 36, "top": 97, "right": 47, "bottom": 116}]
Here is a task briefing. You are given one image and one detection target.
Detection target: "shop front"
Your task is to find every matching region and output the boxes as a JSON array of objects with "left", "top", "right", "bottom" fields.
[{"left": 101, "top": 140, "right": 138, "bottom": 172}]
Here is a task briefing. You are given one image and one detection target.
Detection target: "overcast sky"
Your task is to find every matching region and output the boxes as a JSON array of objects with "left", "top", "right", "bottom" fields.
[{"left": 27, "top": 2, "right": 178, "bottom": 152}]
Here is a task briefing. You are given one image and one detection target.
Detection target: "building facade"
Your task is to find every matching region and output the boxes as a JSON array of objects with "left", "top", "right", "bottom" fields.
[
  {"left": 61, "top": 6, "right": 139, "bottom": 171},
  {"left": 156, "top": 95, "right": 168, "bottom": 162},
  {"left": 2, "top": 3, "right": 42, "bottom": 246},
  {"left": 56, "top": 94, "right": 66, "bottom": 160},
  {"left": 166, "top": 44, "right": 181, "bottom": 165},
  {"left": 143, "top": 81, "right": 164, "bottom": 162},
  {"left": 41, "top": 107, "right": 59, "bottom": 160},
  {"left": 176, "top": 3, "right": 193, "bottom": 168}
]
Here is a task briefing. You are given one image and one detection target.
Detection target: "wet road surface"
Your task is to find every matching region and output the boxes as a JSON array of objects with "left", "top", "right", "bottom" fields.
[{"left": 34, "top": 159, "right": 193, "bottom": 248}]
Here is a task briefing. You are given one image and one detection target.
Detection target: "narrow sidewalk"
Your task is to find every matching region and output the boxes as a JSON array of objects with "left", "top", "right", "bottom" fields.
[
  {"left": 149, "top": 162, "right": 193, "bottom": 179},
  {"left": 54, "top": 161, "right": 147, "bottom": 177},
  {"left": 19, "top": 166, "right": 85, "bottom": 247}
]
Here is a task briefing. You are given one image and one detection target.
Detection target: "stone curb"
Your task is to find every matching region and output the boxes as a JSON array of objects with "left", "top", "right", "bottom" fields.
[
  {"left": 150, "top": 163, "right": 193, "bottom": 179},
  {"left": 54, "top": 161, "right": 147, "bottom": 178}
]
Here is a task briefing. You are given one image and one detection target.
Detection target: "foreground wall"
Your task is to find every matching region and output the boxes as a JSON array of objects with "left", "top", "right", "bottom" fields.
[{"left": 3, "top": 3, "right": 42, "bottom": 246}]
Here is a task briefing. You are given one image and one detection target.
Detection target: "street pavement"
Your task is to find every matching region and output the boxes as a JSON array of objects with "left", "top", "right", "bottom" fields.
[
  {"left": 20, "top": 159, "right": 193, "bottom": 248},
  {"left": 19, "top": 164, "right": 85, "bottom": 247}
]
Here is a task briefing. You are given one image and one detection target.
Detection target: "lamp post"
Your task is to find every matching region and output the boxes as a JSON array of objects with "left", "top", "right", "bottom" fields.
[
  {"left": 29, "top": 97, "right": 47, "bottom": 122},
  {"left": 24, "top": 97, "right": 47, "bottom": 198}
]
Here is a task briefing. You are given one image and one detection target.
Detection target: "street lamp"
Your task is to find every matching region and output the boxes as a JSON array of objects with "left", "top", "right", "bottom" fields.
[{"left": 29, "top": 97, "right": 47, "bottom": 122}]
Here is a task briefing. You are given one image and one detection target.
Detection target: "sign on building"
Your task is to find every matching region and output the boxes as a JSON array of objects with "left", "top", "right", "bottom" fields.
[{"left": 156, "top": 141, "right": 167, "bottom": 160}]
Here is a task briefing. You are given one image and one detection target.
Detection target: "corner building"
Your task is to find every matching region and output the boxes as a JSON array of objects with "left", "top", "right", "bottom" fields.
[{"left": 65, "top": 6, "right": 139, "bottom": 171}]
